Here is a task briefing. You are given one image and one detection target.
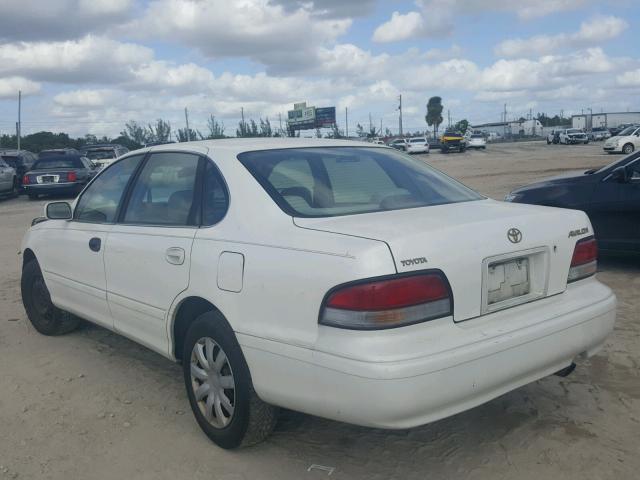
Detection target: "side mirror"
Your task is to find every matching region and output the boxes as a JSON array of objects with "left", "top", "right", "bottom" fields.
[
  {"left": 610, "top": 166, "right": 629, "bottom": 183},
  {"left": 46, "top": 201, "right": 73, "bottom": 220}
]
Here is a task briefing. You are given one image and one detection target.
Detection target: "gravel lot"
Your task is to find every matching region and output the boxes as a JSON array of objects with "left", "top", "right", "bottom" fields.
[{"left": 0, "top": 141, "right": 638, "bottom": 480}]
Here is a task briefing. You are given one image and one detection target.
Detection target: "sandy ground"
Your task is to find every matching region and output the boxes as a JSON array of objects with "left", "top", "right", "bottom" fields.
[{"left": 0, "top": 141, "right": 638, "bottom": 480}]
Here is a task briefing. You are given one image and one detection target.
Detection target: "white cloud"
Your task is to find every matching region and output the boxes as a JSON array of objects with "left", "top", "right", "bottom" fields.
[
  {"left": 0, "top": 0, "right": 133, "bottom": 41},
  {"left": 0, "top": 77, "right": 41, "bottom": 99},
  {"left": 373, "top": 0, "right": 590, "bottom": 43},
  {"left": 125, "top": 0, "right": 351, "bottom": 73},
  {"left": 496, "top": 15, "right": 628, "bottom": 57},
  {"left": 373, "top": 11, "right": 424, "bottom": 43},
  {"left": 0, "top": 36, "right": 153, "bottom": 83},
  {"left": 617, "top": 69, "right": 640, "bottom": 88},
  {"left": 54, "top": 89, "right": 114, "bottom": 107}
]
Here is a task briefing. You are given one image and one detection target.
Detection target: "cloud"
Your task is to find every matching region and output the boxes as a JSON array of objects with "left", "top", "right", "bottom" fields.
[
  {"left": 125, "top": 0, "right": 351, "bottom": 74},
  {"left": 617, "top": 69, "right": 640, "bottom": 88},
  {"left": 53, "top": 89, "right": 115, "bottom": 107},
  {"left": 0, "top": 0, "right": 133, "bottom": 41},
  {"left": 372, "top": 11, "right": 425, "bottom": 43},
  {"left": 496, "top": 15, "right": 628, "bottom": 57},
  {"left": 0, "top": 36, "right": 153, "bottom": 84},
  {"left": 372, "top": 0, "right": 590, "bottom": 42},
  {"left": 0, "top": 77, "right": 41, "bottom": 99},
  {"left": 272, "top": 0, "right": 376, "bottom": 18}
]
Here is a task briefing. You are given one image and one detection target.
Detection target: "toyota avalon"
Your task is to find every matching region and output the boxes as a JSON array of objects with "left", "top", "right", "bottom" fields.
[{"left": 20, "top": 139, "right": 616, "bottom": 449}]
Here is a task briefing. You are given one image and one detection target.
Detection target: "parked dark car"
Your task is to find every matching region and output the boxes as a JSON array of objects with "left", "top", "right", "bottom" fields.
[
  {"left": 80, "top": 144, "right": 129, "bottom": 169},
  {"left": 23, "top": 154, "right": 97, "bottom": 200},
  {"left": 0, "top": 149, "right": 37, "bottom": 187},
  {"left": 505, "top": 152, "right": 640, "bottom": 253}
]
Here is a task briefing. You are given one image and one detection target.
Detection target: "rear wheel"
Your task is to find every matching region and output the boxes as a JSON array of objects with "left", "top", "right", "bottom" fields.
[
  {"left": 183, "top": 312, "right": 277, "bottom": 449},
  {"left": 21, "top": 259, "right": 80, "bottom": 335},
  {"left": 623, "top": 143, "right": 635, "bottom": 154}
]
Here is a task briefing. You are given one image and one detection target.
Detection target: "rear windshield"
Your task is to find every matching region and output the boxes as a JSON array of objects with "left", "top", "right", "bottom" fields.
[
  {"left": 1, "top": 155, "right": 18, "bottom": 167},
  {"left": 239, "top": 147, "right": 483, "bottom": 218},
  {"left": 471, "top": 134, "right": 483, "bottom": 138},
  {"left": 32, "top": 157, "right": 82, "bottom": 170},
  {"left": 409, "top": 138, "right": 425, "bottom": 143},
  {"left": 85, "top": 150, "right": 116, "bottom": 160}
]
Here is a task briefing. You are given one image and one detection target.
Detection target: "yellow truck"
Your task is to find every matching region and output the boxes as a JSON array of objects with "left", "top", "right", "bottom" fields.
[{"left": 440, "top": 130, "right": 466, "bottom": 154}]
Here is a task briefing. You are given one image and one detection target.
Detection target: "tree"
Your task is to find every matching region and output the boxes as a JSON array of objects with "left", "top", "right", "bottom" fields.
[
  {"left": 236, "top": 120, "right": 249, "bottom": 137},
  {"left": 454, "top": 119, "right": 469, "bottom": 133},
  {"left": 356, "top": 123, "right": 364, "bottom": 137},
  {"left": 121, "top": 120, "right": 150, "bottom": 146},
  {"left": 426, "top": 96, "right": 444, "bottom": 138},
  {"left": 177, "top": 128, "right": 200, "bottom": 142},
  {"left": 329, "top": 124, "right": 343, "bottom": 139},
  {"left": 147, "top": 119, "right": 172, "bottom": 143},
  {"left": 315, "top": 128, "right": 322, "bottom": 138},
  {"left": 206, "top": 115, "right": 225, "bottom": 139},
  {"left": 259, "top": 117, "right": 272, "bottom": 137},
  {"left": 84, "top": 134, "right": 98, "bottom": 144}
]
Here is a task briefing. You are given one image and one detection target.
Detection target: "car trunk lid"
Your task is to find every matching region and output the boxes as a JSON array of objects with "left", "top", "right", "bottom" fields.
[{"left": 295, "top": 199, "right": 590, "bottom": 321}]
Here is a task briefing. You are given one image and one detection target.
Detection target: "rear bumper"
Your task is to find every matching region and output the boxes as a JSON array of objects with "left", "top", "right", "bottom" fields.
[
  {"left": 240, "top": 278, "right": 615, "bottom": 429},
  {"left": 23, "top": 182, "right": 84, "bottom": 195}
]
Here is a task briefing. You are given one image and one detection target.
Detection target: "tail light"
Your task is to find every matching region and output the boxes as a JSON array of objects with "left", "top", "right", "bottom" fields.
[
  {"left": 320, "top": 271, "right": 452, "bottom": 330},
  {"left": 67, "top": 171, "right": 77, "bottom": 182},
  {"left": 22, "top": 175, "right": 30, "bottom": 185},
  {"left": 568, "top": 237, "right": 597, "bottom": 283}
]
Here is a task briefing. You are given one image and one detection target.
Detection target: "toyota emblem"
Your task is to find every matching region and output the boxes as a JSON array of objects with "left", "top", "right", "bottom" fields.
[{"left": 507, "top": 228, "right": 522, "bottom": 243}]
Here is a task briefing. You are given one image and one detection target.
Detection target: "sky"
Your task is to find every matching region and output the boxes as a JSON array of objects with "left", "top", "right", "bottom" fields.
[{"left": 0, "top": 0, "right": 638, "bottom": 138}]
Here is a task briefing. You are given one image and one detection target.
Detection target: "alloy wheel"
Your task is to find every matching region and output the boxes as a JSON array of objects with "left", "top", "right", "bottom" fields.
[{"left": 190, "top": 337, "right": 236, "bottom": 429}]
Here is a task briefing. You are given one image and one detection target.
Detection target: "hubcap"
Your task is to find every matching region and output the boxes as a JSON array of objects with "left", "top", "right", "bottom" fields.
[{"left": 190, "top": 337, "right": 235, "bottom": 428}]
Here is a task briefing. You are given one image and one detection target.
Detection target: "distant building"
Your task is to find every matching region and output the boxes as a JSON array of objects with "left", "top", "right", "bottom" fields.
[
  {"left": 572, "top": 112, "right": 640, "bottom": 130},
  {"left": 471, "top": 119, "right": 543, "bottom": 137}
]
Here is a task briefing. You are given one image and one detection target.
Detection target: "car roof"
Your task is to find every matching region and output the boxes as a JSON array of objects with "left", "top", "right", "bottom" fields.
[{"left": 138, "top": 138, "right": 385, "bottom": 158}]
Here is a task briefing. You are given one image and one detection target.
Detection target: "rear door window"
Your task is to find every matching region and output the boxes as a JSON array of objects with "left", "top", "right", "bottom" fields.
[{"left": 123, "top": 152, "right": 200, "bottom": 226}]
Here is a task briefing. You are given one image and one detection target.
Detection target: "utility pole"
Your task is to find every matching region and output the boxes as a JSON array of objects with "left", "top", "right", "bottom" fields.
[
  {"left": 398, "top": 95, "right": 403, "bottom": 136},
  {"left": 184, "top": 107, "right": 191, "bottom": 141},
  {"left": 503, "top": 103, "right": 507, "bottom": 138},
  {"left": 241, "top": 107, "right": 245, "bottom": 136},
  {"left": 380, "top": 118, "right": 382, "bottom": 136},
  {"left": 345, "top": 107, "right": 348, "bottom": 138},
  {"left": 17, "top": 90, "right": 21, "bottom": 151},
  {"left": 369, "top": 113, "right": 372, "bottom": 134}
]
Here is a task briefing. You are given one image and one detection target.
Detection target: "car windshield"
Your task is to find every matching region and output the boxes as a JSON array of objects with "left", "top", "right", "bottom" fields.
[
  {"left": 85, "top": 150, "right": 116, "bottom": 160},
  {"left": 617, "top": 127, "right": 637, "bottom": 136},
  {"left": 32, "top": 157, "right": 82, "bottom": 170},
  {"left": 239, "top": 147, "right": 483, "bottom": 218}
]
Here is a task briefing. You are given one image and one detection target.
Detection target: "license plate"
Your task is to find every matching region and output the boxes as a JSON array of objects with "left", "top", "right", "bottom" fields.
[
  {"left": 487, "top": 257, "right": 530, "bottom": 305},
  {"left": 42, "top": 176, "right": 55, "bottom": 183}
]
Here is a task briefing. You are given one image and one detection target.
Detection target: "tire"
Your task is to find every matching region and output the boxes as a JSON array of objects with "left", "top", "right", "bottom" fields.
[
  {"left": 547, "top": 139, "right": 551, "bottom": 144},
  {"left": 183, "top": 311, "right": 278, "bottom": 449},
  {"left": 622, "top": 143, "right": 635, "bottom": 154},
  {"left": 21, "top": 259, "right": 81, "bottom": 336},
  {"left": 11, "top": 178, "right": 19, "bottom": 197}
]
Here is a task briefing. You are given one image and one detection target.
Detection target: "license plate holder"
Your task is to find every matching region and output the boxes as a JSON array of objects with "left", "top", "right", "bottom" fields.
[{"left": 487, "top": 257, "right": 530, "bottom": 305}]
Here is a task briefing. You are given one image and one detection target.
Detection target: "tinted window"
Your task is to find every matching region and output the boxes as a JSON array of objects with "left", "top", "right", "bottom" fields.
[
  {"left": 202, "top": 161, "right": 229, "bottom": 225},
  {"left": 1, "top": 156, "right": 19, "bottom": 168},
  {"left": 239, "top": 147, "right": 483, "bottom": 218},
  {"left": 74, "top": 155, "right": 143, "bottom": 223},
  {"left": 629, "top": 161, "right": 640, "bottom": 180},
  {"left": 33, "top": 157, "right": 82, "bottom": 169},
  {"left": 85, "top": 150, "right": 116, "bottom": 160},
  {"left": 123, "top": 152, "right": 199, "bottom": 226},
  {"left": 410, "top": 138, "right": 425, "bottom": 143}
]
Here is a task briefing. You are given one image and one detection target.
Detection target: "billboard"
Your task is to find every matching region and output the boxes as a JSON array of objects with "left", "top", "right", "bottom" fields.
[{"left": 287, "top": 103, "right": 336, "bottom": 130}]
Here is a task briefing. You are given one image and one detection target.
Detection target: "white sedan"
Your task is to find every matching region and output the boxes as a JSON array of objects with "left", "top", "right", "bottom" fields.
[
  {"left": 603, "top": 125, "right": 640, "bottom": 154},
  {"left": 467, "top": 134, "right": 487, "bottom": 149},
  {"left": 406, "top": 137, "right": 430, "bottom": 154},
  {"left": 20, "top": 139, "right": 616, "bottom": 449}
]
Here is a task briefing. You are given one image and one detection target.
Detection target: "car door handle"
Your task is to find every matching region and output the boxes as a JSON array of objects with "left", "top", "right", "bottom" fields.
[
  {"left": 165, "top": 247, "right": 185, "bottom": 265},
  {"left": 89, "top": 237, "right": 101, "bottom": 252}
]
